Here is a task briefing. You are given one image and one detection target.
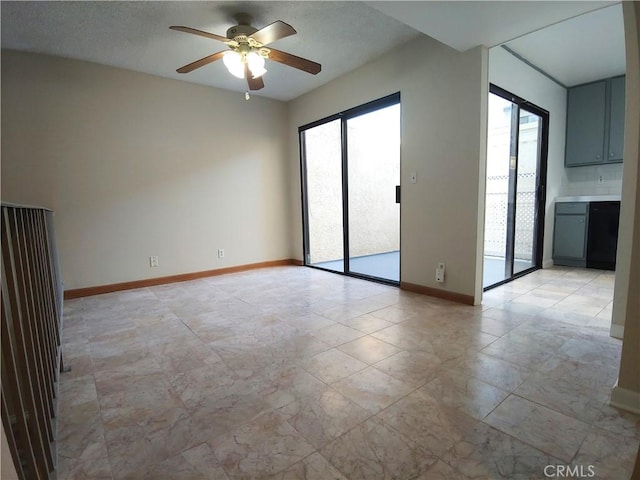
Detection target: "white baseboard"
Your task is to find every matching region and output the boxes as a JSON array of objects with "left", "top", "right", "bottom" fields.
[
  {"left": 610, "top": 323, "right": 624, "bottom": 340},
  {"left": 611, "top": 382, "right": 640, "bottom": 415}
]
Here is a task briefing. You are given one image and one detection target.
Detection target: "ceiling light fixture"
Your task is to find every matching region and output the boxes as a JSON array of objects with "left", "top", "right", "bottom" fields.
[
  {"left": 222, "top": 36, "right": 269, "bottom": 80},
  {"left": 222, "top": 51, "right": 245, "bottom": 78},
  {"left": 246, "top": 51, "right": 266, "bottom": 78}
]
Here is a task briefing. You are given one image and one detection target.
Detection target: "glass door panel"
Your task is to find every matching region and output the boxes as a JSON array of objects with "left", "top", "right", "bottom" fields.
[
  {"left": 514, "top": 109, "right": 542, "bottom": 275},
  {"left": 347, "top": 104, "right": 401, "bottom": 282},
  {"left": 303, "top": 119, "right": 344, "bottom": 272},
  {"left": 484, "top": 93, "right": 514, "bottom": 287}
]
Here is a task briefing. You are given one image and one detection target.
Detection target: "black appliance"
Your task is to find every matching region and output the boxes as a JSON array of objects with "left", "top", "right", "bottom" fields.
[{"left": 586, "top": 201, "right": 620, "bottom": 270}]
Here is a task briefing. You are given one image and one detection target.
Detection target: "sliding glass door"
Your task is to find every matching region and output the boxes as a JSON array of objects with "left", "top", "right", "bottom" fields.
[
  {"left": 347, "top": 103, "right": 400, "bottom": 281},
  {"left": 302, "top": 119, "right": 344, "bottom": 273},
  {"left": 483, "top": 85, "right": 548, "bottom": 289},
  {"left": 301, "top": 94, "right": 401, "bottom": 284}
]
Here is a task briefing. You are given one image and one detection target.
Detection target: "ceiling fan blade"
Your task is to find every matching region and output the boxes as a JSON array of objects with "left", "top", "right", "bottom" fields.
[
  {"left": 249, "top": 20, "right": 296, "bottom": 46},
  {"left": 170, "top": 26, "right": 230, "bottom": 44},
  {"left": 176, "top": 51, "right": 227, "bottom": 73},
  {"left": 245, "top": 64, "right": 265, "bottom": 90},
  {"left": 267, "top": 48, "right": 321, "bottom": 75}
]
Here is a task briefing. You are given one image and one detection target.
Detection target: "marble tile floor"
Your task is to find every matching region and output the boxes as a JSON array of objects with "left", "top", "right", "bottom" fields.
[{"left": 57, "top": 266, "right": 639, "bottom": 479}]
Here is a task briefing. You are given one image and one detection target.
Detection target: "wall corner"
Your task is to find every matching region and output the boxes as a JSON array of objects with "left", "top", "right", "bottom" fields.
[{"left": 474, "top": 45, "right": 490, "bottom": 305}]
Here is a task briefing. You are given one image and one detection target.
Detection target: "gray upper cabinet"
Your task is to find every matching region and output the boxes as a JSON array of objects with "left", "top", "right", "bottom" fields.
[
  {"left": 565, "top": 81, "right": 606, "bottom": 167},
  {"left": 608, "top": 76, "right": 626, "bottom": 161},
  {"left": 565, "top": 75, "right": 625, "bottom": 167}
]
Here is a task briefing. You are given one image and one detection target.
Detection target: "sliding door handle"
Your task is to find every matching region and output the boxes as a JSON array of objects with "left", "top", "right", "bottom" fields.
[{"left": 396, "top": 185, "right": 401, "bottom": 204}]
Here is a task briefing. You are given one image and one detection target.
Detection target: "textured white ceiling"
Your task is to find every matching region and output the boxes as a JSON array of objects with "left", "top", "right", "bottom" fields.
[
  {"left": 0, "top": 1, "right": 423, "bottom": 101},
  {"left": 0, "top": 1, "right": 627, "bottom": 101},
  {"left": 504, "top": 4, "right": 625, "bottom": 87},
  {"left": 367, "top": 1, "right": 616, "bottom": 52}
]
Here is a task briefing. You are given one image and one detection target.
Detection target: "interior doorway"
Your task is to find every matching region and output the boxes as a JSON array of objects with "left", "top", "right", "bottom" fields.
[
  {"left": 300, "top": 93, "right": 401, "bottom": 284},
  {"left": 483, "top": 85, "right": 548, "bottom": 289}
]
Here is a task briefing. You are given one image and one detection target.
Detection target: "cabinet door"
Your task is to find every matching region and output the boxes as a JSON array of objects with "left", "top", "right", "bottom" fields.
[
  {"left": 565, "top": 81, "right": 606, "bottom": 166},
  {"left": 608, "top": 76, "right": 625, "bottom": 162},
  {"left": 554, "top": 214, "right": 587, "bottom": 259}
]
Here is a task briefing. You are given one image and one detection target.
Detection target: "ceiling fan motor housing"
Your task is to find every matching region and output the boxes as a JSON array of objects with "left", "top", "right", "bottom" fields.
[{"left": 226, "top": 24, "right": 258, "bottom": 40}]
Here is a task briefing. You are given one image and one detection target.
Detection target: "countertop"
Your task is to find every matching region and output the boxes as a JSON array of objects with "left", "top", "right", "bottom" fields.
[{"left": 556, "top": 195, "right": 621, "bottom": 203}]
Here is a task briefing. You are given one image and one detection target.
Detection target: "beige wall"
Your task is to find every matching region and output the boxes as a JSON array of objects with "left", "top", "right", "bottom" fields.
[
  {"left": 1, "top": 424, "right": 19, "bottom": 480},
  {"left": 1, "top": 50, "right": 290, "bottom": 290},
  {"left": 3, "top": 42, "right": 489, "bottom": 301},
  {"left": 288, "top": 35, "right": 488, "bottom": 302},
  {"left": 611, "top": 1, "right": 640, "bottom": 413}
]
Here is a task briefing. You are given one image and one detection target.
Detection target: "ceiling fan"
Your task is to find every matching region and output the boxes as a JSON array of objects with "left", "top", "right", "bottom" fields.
[{"left": 170, "top": 13, "right": 321, "bottom": 91}]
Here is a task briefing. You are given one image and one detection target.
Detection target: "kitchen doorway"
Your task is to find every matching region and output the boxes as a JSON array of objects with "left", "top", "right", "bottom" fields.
[
  {"left": 300, "top": 93, "right": 401, "bottom": 284},
  {"left": 483, "top": 85, "right": 548, "bottom": 289}
]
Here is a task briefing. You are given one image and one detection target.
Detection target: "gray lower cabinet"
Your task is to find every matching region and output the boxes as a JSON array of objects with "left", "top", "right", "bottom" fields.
[
  {"left": 565, "top": 75, "right": 625, "bottom": 167},
  {"left": 553, "top": 202, "right": 588, "bottom": 267}
]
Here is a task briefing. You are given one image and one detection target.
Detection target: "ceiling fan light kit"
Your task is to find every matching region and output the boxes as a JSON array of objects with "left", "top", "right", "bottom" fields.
[
  {"left": 222, "top": 51, "right": 246, "bottom": 78},
  {"left": 246, "top": 52, "right": 267, "bottom": 78},
  {"left": 223, "top": 49, "right": 266, "bottom": 79},
  {"left": 170, "top": 13, "right": 321, "bottom": 91}
]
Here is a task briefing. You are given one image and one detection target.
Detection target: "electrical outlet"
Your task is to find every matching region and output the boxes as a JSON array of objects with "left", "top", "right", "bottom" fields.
[
  {"left": 436, "top": 262, "right": 445, "bottom": 283},
  {"left": 217, "top": 249, "right": 225, "bottom": 259},
  {"left": 149, "top": 256, "right": 159, "bottom": 268},
  {"left": 598, "top": 175, "right": 604, "bottom": 183}
]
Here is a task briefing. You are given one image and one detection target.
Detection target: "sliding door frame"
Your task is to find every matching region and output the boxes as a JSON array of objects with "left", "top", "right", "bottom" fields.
[
  {"left": 299, "top": 92, "right": 401, "bottom": 285},
  {"left": 484, "top": 84, "right": 549, "bottom": 290}
]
